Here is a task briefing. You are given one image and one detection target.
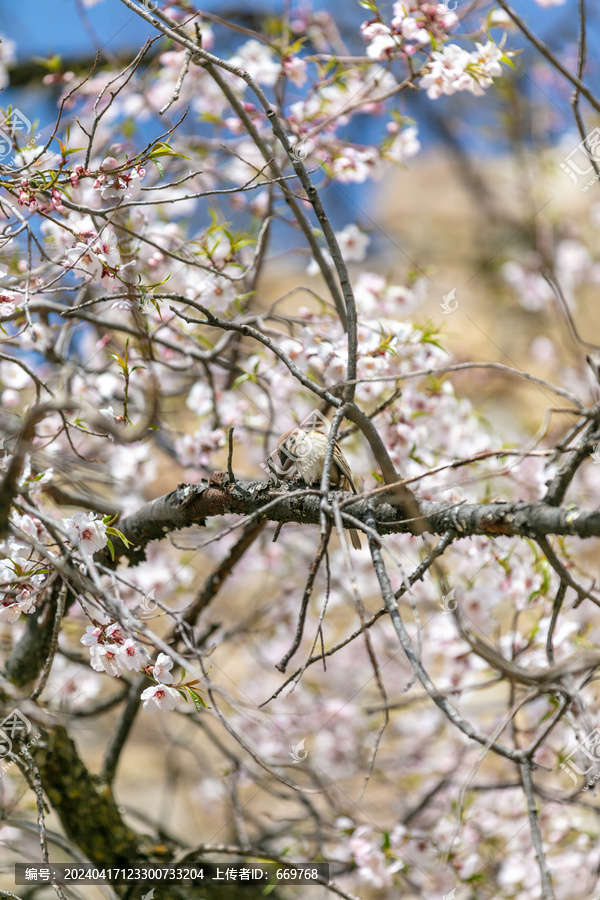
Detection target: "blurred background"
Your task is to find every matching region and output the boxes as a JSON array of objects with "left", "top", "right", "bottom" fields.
[{"left": 2, "top": 3, "right": 600, "bottom": 897}]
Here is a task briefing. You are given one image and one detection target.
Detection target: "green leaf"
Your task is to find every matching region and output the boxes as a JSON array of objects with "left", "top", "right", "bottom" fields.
[
  {"left": 32, "top": 54, "right": 62, "bottom": 72},
  {"left": 105, "top": 527, "right": 133, "bottom": 548},
  {"left": 141, "top": 273, "right": 171, "bottom": 292},
  {"left": 105, "top": 537, "right": 115, "bottom": 562},
  {"left": 198, "top": 112, "right": 224, "bottom": 124},
  {"left": 187, "top": 687, "right": 210, "bottom": 711},
  {"left": 149, "top": 142, "right": 191, "bottom": 161},
  {"left": 107, "top": 350, "right": 125, "bottom": 367}
]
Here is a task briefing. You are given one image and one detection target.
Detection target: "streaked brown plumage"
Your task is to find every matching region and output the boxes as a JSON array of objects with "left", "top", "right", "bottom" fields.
[{"left": 277, "top": 429, "right": 362, "bottom": 549}]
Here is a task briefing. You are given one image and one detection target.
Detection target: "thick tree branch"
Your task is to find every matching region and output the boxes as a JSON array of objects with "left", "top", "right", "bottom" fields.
[{"left": 100, "top": 474, "right": 600, "bottom": 569}]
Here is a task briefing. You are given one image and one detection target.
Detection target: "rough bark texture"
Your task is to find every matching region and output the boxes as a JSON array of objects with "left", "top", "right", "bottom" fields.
[
  {"left": 5, "top": 590, "right": 57, "bottom": 686},
  {"left": 98, "top": 472, "right": 600, "bottom": 569}
]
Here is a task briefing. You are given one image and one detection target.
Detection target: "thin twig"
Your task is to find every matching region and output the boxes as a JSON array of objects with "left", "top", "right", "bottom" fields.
[
  {"left": 521, "top": 759, "right": 555, "bottom": 900},
  {"left": 227, "top": 425, "right": 235, "bottom": 483},
  {"left": 276, "top": 525, "right": 330, "bottom": 672},
  {"left": 496, "top": 0, "right": 600, "bottom": 114}
]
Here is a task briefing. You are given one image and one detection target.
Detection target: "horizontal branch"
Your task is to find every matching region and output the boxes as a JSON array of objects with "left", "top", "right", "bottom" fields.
[{"left": 99, "top": 472, "right": 600, "bottom": 568}]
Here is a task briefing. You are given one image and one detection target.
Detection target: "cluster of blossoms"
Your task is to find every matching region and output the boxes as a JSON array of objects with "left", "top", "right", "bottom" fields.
[
  {"left": 361, "top": 2, "right": 505, "bottom": 100},
  {"left": 175, "top": 427, "right": 227, "bottom": 469},
  {"left": 0, "top": 557, "right": 42, "bottom": 623},
  {"left": 45, "top": 212, "right": 129, "bottom": 290},
  {"left": 64, "top": 222, "right": 124, "bottom": 286},
  {"left": 69, "top": 163, "right": 90, "bottom": 189},
  {"left": 347, "top": 824, "right": 404, "bottom": 888},
  {"left": 17, "top": 178, "right": 64, "bottom": 214},
  {"left": 325, "top": 124, "right": 419, "bottom": 181},
  {"left": 0, "top": 507, "right": 52, "bottom": 623},
  {"left": 44, "top": 157, "right": 145, "bottom": 288},
  {"left": 1, "top": 6, "right": 597, "bottom": 896},
  {"left": 93, "top": 156, "right": 145, "bottom": 202},
  {"left": 362, "top": 1, "right": 459, "bottom": 60},
  {"left": 81, "top": 625, "right": 181, "bottom": 713},
  {"left": 64, "top": 518, "right": 185, "bottom": 715},
  {"left": 420, "top": 39, "right": 505, "bottom": 99},
  {"left": 81, "top": 622, "right": 150, "bottom": 675},
  {"left": 503, "top": 236, "right": 600, "bottom": 312}
]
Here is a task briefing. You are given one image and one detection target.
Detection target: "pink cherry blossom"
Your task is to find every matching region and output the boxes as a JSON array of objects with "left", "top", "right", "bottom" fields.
[
  {"left": 229, "top": 39, "right": 280, "bottom": 87},
  {"left": 106, "top": 622, "right": 125, "bottom": 643},
  {"left": 151, "top": 653, "right": 175, "bottom": 684},
  {"left": 336, "top": 224, "right": 370, "bottom": 263},
  {"left": 119, "top": 639, "right": 151, "bottom": 671},
  {"left": 80, "top": 625, "right": 102, "bottom": 647},
  {"left": 141, "top": 683, "right": 181, "bottom": 713},
  {"left": 62, "top": 512, "right": 107, "bottom": 557},
  {"left": 90, "top": 644, "right": 125, "bottom": 677}
]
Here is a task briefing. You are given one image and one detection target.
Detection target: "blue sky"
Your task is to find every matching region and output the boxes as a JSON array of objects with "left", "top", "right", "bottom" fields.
[
  {"left": 0, "top": 1, "right": 590, "bottom": 64},
  {"left": 0, "top": 1, "right": 596, "bottom": 227}
]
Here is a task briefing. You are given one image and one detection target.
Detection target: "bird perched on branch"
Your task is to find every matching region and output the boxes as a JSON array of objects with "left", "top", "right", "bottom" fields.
[{"left": 277, "top": 428, "right": 362, "bottom": 550}]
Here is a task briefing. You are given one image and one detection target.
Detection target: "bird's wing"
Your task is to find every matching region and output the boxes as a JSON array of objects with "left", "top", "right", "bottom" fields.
[
  {"left": 334, "top": 444, "right": 358, "bottom": 493},
  {"left": 277, "top": 429, "right": 297, "bottom": 472}
]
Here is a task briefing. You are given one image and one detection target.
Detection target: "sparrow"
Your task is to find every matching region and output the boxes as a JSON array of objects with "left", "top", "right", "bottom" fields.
[{"left": 277, "top": 428, "right": 362, "bottom": 550}]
